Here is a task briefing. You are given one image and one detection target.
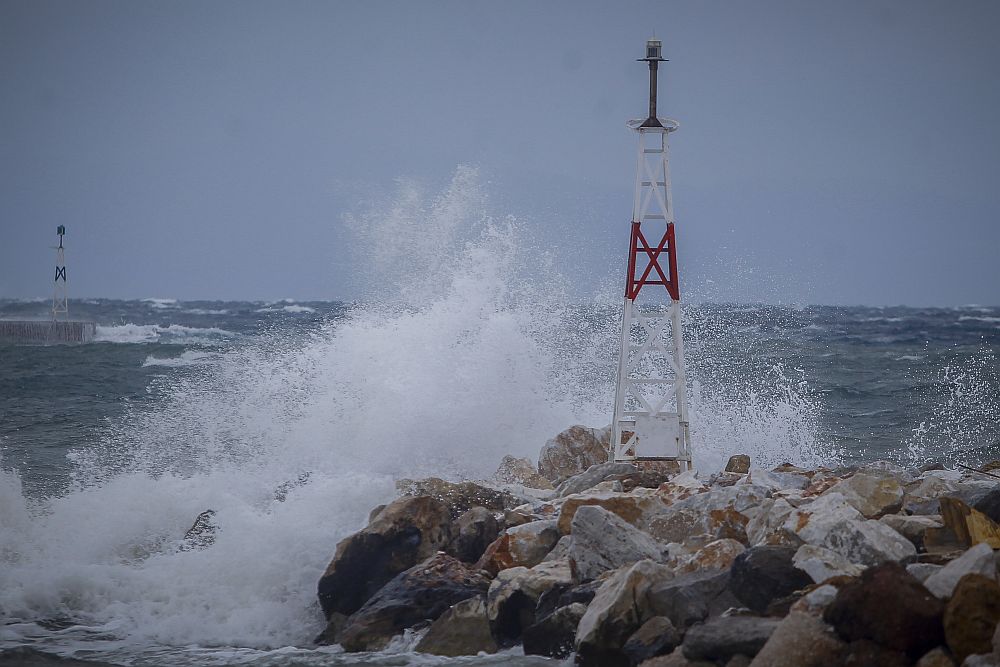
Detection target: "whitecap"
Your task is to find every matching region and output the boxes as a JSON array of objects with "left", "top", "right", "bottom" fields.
[
  {"left": 95, "top": 324, "right": 234, "bottom": 345},
  {"left": 142, "top": 351, "right": 220, "bottom": 368}
]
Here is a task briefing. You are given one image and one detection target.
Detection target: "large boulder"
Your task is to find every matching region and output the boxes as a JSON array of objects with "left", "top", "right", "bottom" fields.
[
  {"left": 938, "top": 496, "right": 1000, "bottom": 549},
  {"left": 396, "top": 477, "right": 520, "bottom": 518},
  {"left": 575, "top": 559, "right": 674, "bottom": 667},
  {"left": 819, "top": 518, "right": 917, "bottom": 566},
  {"left": 538, "top": 425, "right": 611, "bottom": 485},
  {"left": 415, "top": 595, "right": 497, "bottom": 656},
  {"left": 317, "top": 495, "right": 452, "bottom": 618},
  {"left": 681, "top": 616, "right": 780, "bottom": 663},
  {"left": 475, "top": 519, "right": 560, "bottom": 576},
  {"left": 746, "top": 468, "right": 810, "bottom": 491},
  {"left": 623, "top": 616, "right": 682, "bottom": 665},
  {"left": 494, "top": 455, "right": 555, "bottom": 490},
  {"left": 726, "top": 454, "right": 751, "bottom": 474},
  {"left": 646, "top": 484, "right": 771, "bottom": 545},
  {"left": 486, "top": 560, "right": 574, "bottom": 643},
  {"left": 556, "top": 462, "right": 638, "bottom": 497},
  {"left": 879, "top": 513, "right": 943, "bottom": 550},
  {"left": 558, "top": 490, "right": 667, "bottom": 535},
  {"left": 781, "top": 492, "right": 863, "bottom": 545},
  {"left": 824, "top": 473, "right": 904, "bottom": 518},
  {"left": 914, "top": 647, "right": 959, "bottom": 667},
  {"left": 823, "top": 561, "right": 945, "bottom": 659},
  {"left": 792, "top": 544, "right": 864, "bottom": 583},
  {"left": 748, "top": 611, "right": 847, "bottom": 667},
  {"left": 973, "top": 487, "right": 1000, "bottom": 523},
  {"left": 923, "top": 542, "right": 998, "bottom": 599},
  {"left": 729, "top": 546, "right": 812, "bottom": 613},
  {"left": 522, "top": 602, "right": 588, "bottom": 658},
  {"left": 676, "top": 539, "right": 746, "bottom": 575},
  {"left": 338, "top": 553, "right": 490, "bottom": 652},
  {"left": 841, "top": 639, "right": 910, "bottom": 667},
  {"left": 447, "top": 506, "right": 501, "bottom": 563},
  {"left": 745, "top": 498, "right": 797, "bottom": 547},
  {"left": 943, "top": 573, "right": 1000, "bottom": 663},
  {"left": 904, "top": 474, "right": 962, "bottom": 515},
  {"left": 568, "top": 505, "right": 666, "bottom": 582},
  {"left": 648, "top": 568, "right": 740, "bottom": 629}
]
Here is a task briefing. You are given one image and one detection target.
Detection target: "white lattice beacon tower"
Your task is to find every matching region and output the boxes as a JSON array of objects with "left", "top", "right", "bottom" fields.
[
  {"left": 610, "top": 39, "right": 692, "bottom": 470},
  {"left": 52, "top": 225, "right": 69, "bottom": 321}
]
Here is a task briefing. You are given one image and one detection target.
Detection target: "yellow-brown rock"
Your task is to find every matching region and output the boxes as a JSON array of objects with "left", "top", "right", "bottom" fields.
[{"left": 557, "top": 490, "right": 666, "bottom": 535}]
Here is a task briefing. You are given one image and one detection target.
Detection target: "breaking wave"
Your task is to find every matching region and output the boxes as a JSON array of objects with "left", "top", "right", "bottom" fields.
[{"left": 0, "top": 167, "right": 827, "bottom": 659}]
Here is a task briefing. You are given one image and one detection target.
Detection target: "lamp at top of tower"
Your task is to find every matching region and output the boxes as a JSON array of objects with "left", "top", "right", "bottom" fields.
[
  {"left": 638, "top": 38, "right": 668, "bottom": 128},
  {"left": 642, "top": 39, "right": 665, "bottom": 62}
]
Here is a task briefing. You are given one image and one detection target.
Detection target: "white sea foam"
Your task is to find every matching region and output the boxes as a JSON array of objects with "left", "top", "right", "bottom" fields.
[
  {"left": 142, "top": 350, "right": 221, "bottom": 368},
  {"left": 142, "top": 298, "right": 179, "bottom": 309},
  {"left": 0, "top": 167, "right": 828, "bottom": 658},
  {"left": 255, "top": 305, "right": 316, "bottom": 314},
  {"left": 181, "top": 308, "right": 230, "bottom": 316},
  {"left": 95, "top": 324, "right": 234, "bottom": 345}
]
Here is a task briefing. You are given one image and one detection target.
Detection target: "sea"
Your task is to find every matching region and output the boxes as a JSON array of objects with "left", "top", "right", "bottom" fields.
[{"left": 1, "top": 175, "right": 998, "bottom": 665}]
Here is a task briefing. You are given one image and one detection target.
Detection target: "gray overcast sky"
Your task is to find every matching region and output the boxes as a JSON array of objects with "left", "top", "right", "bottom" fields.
[{"left": 1, "top": 0, "right": 998, "bottom": 306}]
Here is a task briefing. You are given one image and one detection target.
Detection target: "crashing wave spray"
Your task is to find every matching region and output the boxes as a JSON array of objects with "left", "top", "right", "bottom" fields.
[
  {"left": 0, "top": 167, "right": 824, "bottom": 656},
  {"left": 904, "top": 345, "right": 1000, "bottom": 467}
]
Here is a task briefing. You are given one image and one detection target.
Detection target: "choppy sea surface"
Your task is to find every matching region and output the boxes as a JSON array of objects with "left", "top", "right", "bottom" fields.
[
  {"left": 1, "top": 296, "right": 997, "bottom": 666},
  {"left": 1, "top": 172, "right": 998, "bottom": 665}
]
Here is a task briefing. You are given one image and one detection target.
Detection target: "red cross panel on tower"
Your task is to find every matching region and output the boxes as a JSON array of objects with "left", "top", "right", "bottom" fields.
[{"left": 625, "top": 220, "right": 679, "bottom": 301}]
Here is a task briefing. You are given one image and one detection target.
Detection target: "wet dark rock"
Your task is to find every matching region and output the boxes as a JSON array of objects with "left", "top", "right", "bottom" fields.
[
  {"left": 750, "top": 610, "right": 848, "bottom": 667},
  {"left": 943, "top": 573, "right": 1000, "bottom": 664},
  {"left": 475, "top": 519, "right": 560, "bottom": 576},
  {"left": 317, "top": 495, "right": 452, "bottom": 618},
  {"left": 534, "top": 579, "right": 601, "bottom": 620},
  {"left": 522, "top": 602, "right": 587, "bottom": 658},
  {"left": 842, "top": 639, "right": 909, "bottom": 667},
  {"left": 729, "top": 546, "right": 812, "bottom": 613},
  {"left": 503, "top": 508, "right": 533, "bottom": 528},
  {"left": 726, "top": 455, "right": 751, "bottom": 474},
  {"left": 823, "top": 561, "right": 945, "bottom": 658},
  {"left": 447, "top": 506, "right": 500, "bottom": 563},
  {"left": 338, "top": 553, "right": 490, "bottom": 652},
  {"left": 367, "top": 504, "right": 386, "bottom": 524},
  {"left": 396, "top": 477, "right": 520, "bottom": 518},
  {"left": 623, "top": 616, "right": 682, "bottom": 665},
  {"left": 487, "top": 560, "right": 574, "bottom": 643},
  {"left": 415, "top": 595, "right": 498, "bottom": 656},
  {"left": 914, "top": 647, "right": 958, "bottom": 667},
  {"left": 973, "top": 488, "right": 1000, "bottom": 524},
  {"left": 313, "top": 611, "right": 348, "bottom": 645},
  {"left": 575, "top": 560, "right": 675, "bottom": 667},
  {"left": 648, "top": 568, "right": 740, "bottom": 629},
  {"left": 681, "top": 615, "right": 780, "bottom": 663},
  {"left": 180, "top": 509, "right": 217, "bottom": 551}
]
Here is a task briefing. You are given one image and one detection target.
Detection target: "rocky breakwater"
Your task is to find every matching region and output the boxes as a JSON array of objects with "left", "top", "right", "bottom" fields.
[{"left": 314, "top": 425, "right": 1000, "bottom": 666}]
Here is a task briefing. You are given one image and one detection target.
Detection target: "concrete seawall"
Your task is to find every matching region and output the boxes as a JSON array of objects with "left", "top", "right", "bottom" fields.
[{"left": 0, "top": 320, "right": 97, "bottom": 344}]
